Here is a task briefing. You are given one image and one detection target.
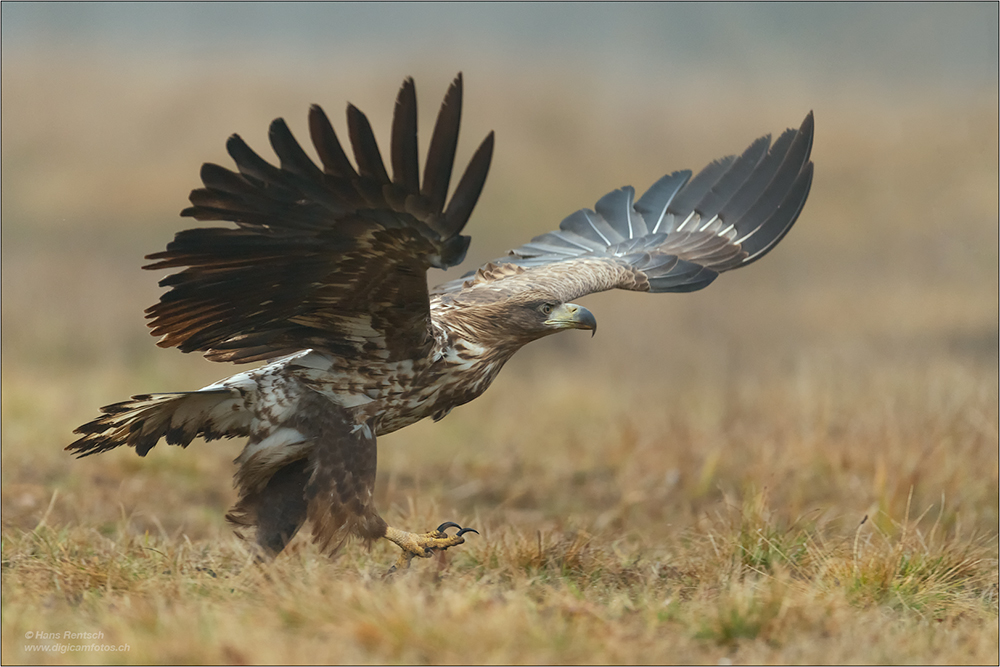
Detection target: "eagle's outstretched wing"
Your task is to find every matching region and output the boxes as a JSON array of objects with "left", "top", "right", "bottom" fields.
[
  {"left": 145, "top": 74, "right": 494, "bottom": 364},
  {"left": 434, "top": 112, "right": 813, "bottom": 302}
]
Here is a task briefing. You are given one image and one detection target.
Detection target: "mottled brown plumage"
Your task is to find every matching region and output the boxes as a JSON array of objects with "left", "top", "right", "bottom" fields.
[{"left": 69, "top": 74, "right": 814, "bottom": 569}]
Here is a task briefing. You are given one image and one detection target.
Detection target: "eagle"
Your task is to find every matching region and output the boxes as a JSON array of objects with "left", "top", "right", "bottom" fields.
[{"left": 69, "top": 74, "right": 814, "bottom": 571}]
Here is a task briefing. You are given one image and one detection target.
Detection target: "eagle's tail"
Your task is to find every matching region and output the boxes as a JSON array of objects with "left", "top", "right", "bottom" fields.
[{"left": 67, "top": 387, "right": 249, "bottom": 458}]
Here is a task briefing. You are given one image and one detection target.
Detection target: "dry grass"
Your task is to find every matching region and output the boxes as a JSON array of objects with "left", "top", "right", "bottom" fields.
[{"left": 2, "top": 55, "right": 998, "bottom": 664}]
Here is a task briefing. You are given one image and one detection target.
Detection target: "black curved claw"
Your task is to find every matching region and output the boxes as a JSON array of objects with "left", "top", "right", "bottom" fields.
[
  {"left": 436, "top": 521, "right": 462, "bottom": 533},
  {"left": 456, "top": 527, "right": 479, "bottom": 537}
]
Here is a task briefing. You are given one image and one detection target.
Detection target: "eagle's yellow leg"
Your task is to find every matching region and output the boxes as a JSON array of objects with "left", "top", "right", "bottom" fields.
[{"left": 383, "top": 522, "right": 477, "bottom": 573}]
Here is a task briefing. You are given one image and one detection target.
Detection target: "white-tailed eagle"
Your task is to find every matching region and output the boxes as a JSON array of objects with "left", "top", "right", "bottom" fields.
[{"left": 69, "top": 74, "right": 814, "bottom": 570}]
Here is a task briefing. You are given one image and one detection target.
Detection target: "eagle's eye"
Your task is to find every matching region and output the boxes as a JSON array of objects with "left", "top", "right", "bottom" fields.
[{"left": 539, "top": 303, "right": 554, "bottom": 316}]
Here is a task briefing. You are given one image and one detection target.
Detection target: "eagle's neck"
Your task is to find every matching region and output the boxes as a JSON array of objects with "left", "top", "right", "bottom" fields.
[
  {"left": 430, "top": 319, "right": 523, "bottom": 385},
  {"left": 434, "top": 318, "right": 530, "bottom": 367},
  {"left": 431, "top": 296, "right": 538, "bottom": 357},
  {"left": 422, "top": 305, "right": 530, "bottom": 410}
]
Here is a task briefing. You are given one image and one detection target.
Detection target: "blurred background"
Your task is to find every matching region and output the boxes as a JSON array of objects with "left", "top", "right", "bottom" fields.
[{"left": 2, "top": 4, "right": 997, "bottom": 541}]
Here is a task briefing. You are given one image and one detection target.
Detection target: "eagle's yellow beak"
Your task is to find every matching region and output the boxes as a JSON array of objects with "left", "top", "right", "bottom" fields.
[{"left": 545, "top": 302, "right": 597, "bottom": 336}]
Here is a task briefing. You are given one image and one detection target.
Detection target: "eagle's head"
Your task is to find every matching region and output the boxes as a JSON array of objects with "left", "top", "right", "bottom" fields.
[
  {"left": 507, "top": 297, "right": 598, "bottom": 341},
  {"left": 444, "top": 287, "right": 597, "bottom": 352}
]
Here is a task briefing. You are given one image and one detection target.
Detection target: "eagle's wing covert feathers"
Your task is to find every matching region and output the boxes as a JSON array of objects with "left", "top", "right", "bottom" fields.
[
  {"left": 145, "top": 74, "right": 494, "bottom": 364},
  {"left": 433, "top": 112, "right": 813, "bottom": 303}
]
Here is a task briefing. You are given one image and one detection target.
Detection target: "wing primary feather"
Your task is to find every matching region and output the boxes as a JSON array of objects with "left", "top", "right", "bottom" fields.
[
  {"left": 226, "top": 134, "right": 288, "bottom": 188},
  {"left": 717, "top": 128, "right": 796, "bottom": 226},
  {"left": 558, "top": 208, "right": 624, "bottom": 246},
  {"left": 739, "top": 161, "right": 814, "bottom": 266},
  {"left": 268, "top": 118, "right": 325, "bottom": 183},
  {"left": 422, "top": 73, "right": 463, "bottom": 213},
  {"left": 266, "top": 118, "right": 354, "bottom": 216},
  {"left": 594, "top": 188, "right": 638, "bottom": 241},
  {"left": 187, "top": 188, "right": 262, "bottom": 215},
  {"left": 442, "top": 130, "right": 494, "bottom": 236},
  {"left": 692, "top": 134, "right": 770, "bottom": 221},
  {"left": 391, "top": 77, "right": 420, "bottom": 194},
  {"left": 636, "top": 170, "right": 692, "bottom": 234},
  {"left": 733, "top": 112, "right": 814, "bottom": 244},
  {"left": 668, "top": 155, "right": 735, "bottom": 216},
  {"left": 199, "top": 163, "right": 258, "bottom": 196},
  {"left": 583, "top": 211, "right": 613, "bottom": 245},
  {"left": 627, "top": 189, "right": 649, "bottom": 237},
  {"left": 308, "top": 104, "right": 358, "bottom": 178},
  {"left": 347, "top": 104, "right": 391, "bottom": 184}
]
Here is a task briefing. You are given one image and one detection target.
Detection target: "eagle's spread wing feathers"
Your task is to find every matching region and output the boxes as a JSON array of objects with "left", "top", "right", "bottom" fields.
[
  {"left": 145, "top": 74, "right": 494, "bottom": 364},
  {"left": 434, "top": 112, "right": 813, "bottom": 303}
]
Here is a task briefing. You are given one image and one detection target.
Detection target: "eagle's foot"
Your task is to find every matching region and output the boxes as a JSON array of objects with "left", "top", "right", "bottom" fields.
[{"left": 384, "top": 522, "right": 478, "bottom": 574}]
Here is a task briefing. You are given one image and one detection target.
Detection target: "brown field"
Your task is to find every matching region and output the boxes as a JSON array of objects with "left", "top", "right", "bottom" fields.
[{"left": 2, "top": 54, "right": 998, "bottom": 664}]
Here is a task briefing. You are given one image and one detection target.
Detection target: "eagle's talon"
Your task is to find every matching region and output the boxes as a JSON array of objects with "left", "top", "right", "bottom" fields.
[{"left": 383, "top": 523, "right": 477, "bottom": 572}]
